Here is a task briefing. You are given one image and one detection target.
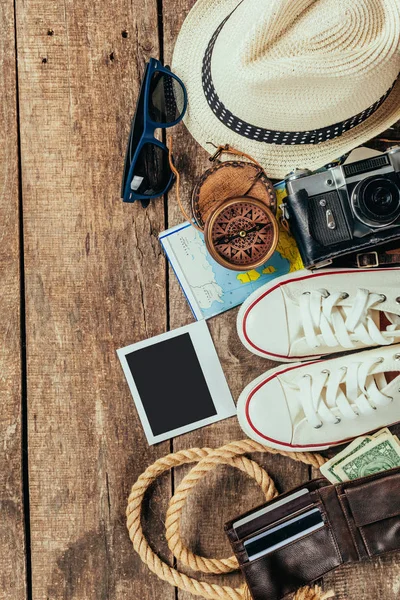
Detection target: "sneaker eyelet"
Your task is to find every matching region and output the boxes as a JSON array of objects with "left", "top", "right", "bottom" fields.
[
  {"left": 320, "top": 289, "right": 330, "bottom": 298},
  {"left": 302, "top": 291, "right": 311, "bottom": 296},
  {"left": 314, "top": 422, "right": 323, "bottom": 429},
  {"left": 377, "top": 357, "right": 384, "bottom": 363},
  {"left": 340, "top": 292, "right": 349, "bottom": 300},
  {"left": 334, "top": 418, "right": 341, "bottom": 424},
  {"left": 321, "top": 369, "right": 330, "bottom": 375},
  {"left": 378, "top": 294, "right": 387, "bottom": 303},
  {"left": 302, "top": 374, "right": 312, "bottom": 379},
  {"left": 396, "top": 297, "right": 400, "bottom": 304},
  {"left": 395, "top": 354, "right": 400, "bottom": 361}
]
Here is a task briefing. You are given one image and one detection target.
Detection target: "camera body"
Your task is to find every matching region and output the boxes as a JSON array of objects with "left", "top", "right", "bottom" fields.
[{"left": 284, "top": 148, "right": 400, "bottom": 268}]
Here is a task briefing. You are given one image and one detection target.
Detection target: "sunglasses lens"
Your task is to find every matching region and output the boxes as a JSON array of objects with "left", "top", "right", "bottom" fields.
[
  {"left": 149, "top": 72, "right": 185, "bottom": 124},
  {"left": 130, "top": 143, "right": 170, "bottom": 197}
]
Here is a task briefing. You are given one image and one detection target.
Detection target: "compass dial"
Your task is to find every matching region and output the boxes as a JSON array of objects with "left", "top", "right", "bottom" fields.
[{"left": 204, "top": 197, "right": 279, "bottom": 271}]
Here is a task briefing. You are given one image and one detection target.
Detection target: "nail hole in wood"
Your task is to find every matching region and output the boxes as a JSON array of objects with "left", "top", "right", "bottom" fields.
[
  {"left": 47, "top": 29, "right": 54, "bottom": 36},
  {"left": 121, "top": 30, "right": 128, "bottom": 38},
  {"left": 42, "top": 57, "right": 48, "bottom": 64},
  {"left": 109, "top": 52, "right": 115, "bottom": 62}
]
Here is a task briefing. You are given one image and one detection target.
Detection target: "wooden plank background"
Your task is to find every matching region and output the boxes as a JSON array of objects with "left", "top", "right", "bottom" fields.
[
  {"left": 0, "top": 0, "right": 26, "bottom": 598},
  {"left": 1, "top": 0, "right": 399, "bottom": 598}
]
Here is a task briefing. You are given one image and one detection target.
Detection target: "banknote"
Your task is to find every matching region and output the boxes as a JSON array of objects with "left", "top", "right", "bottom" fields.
[
  {"left": 320, "top": 437, "right": 373, "bottom": 483},
  {"left": 372, "top": 427, "right": 393, "bottom": 439},
  {"left": 334, "top": 437, "right": 400, "bottom": 481},
  {"left": 321, "top": 428, "right": 400, "bottom": 483}
]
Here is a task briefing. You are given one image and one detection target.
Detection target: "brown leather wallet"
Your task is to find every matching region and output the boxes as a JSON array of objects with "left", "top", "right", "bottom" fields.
[{"left": 225, "top": 467, "right": 400, "bottom": 600}]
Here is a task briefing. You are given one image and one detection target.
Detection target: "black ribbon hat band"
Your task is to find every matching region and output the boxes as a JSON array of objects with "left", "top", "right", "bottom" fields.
[{"left": 202, "top": 13, "right": 398, "bottom": 146}]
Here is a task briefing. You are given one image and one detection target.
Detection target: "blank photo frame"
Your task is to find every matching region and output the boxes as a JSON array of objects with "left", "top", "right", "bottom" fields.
[{"left": 117, "top": 320, "right": 236, "bottom": 445}]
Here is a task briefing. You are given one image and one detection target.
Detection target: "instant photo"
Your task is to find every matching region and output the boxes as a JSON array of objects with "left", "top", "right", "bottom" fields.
[{"left": 117, "top": 320, "right": 235, "bottom": 444}]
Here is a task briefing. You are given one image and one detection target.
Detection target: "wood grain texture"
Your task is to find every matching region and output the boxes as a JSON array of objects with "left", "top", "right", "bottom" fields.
[
  {"left": 15, "top": 0, "right": 173, "bottom": 598},
  {"left": 0, "top": 1, "right": 26, "bottom": 598},
  {"left": 162, "top": 3, "right": 309, "bottom": 598},
  {"left": 10, "top": 0, "right": 400, "bottom": 594}
]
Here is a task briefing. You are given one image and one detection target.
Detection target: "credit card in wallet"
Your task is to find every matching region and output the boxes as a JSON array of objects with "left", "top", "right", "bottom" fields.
[
  {"left": 244, "top": 507, "right": 324, "bottom": 561},
  {"left": 232, "top": 488, "right": 310, "bottom": 530}
]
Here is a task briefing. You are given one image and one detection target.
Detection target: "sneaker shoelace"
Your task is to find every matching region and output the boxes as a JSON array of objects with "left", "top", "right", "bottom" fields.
[
  {"left": 298, "top": 358, "right": 395, "bottom": 429},
  {"left": 299, "top": 288, "right": 400, "bottom": 349}
]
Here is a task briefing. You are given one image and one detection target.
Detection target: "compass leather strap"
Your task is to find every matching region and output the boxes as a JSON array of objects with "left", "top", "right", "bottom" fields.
[{"left": 209, "top": 144, "right": 265, "bottom": 171}]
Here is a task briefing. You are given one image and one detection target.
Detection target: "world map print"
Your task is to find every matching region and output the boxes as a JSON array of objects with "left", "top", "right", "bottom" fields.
[{"left": 160, "top": 183, "right": 303, "bottom": 320}]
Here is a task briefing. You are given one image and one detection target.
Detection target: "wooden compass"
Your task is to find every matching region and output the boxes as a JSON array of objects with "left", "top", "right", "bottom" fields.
[{"left": 204, "top": 197, "right": 279, "bottom": 271}]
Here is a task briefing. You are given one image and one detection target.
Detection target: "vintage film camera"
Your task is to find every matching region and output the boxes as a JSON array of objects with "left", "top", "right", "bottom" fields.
[{"left": 283, "top": 147, "right": 400, "bottom": 268}]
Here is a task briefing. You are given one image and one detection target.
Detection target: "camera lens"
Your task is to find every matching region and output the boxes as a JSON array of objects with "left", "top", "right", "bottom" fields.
[{"left": 352, "top": 176, "right": 400, "bottom": 227}]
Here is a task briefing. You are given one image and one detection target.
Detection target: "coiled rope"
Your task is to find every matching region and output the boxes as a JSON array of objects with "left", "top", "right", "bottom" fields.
[{"left": 126, "top": 439, "right": 334, "bottom": 600}]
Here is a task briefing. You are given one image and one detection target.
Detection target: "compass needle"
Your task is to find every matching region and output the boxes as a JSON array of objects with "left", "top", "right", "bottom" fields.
[{"left": 205, "top": 197, "right": 278, "bottom": 271}]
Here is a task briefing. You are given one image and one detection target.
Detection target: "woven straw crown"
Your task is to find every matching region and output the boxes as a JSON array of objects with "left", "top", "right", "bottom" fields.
[
  {"left": 212, "top": 0, "right": 400, "bottom": 130},
  {"left": 173, "top": 0, "right": 400, "bottom": 178}
]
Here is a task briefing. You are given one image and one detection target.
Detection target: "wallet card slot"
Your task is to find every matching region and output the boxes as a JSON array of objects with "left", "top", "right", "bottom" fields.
[
  {"left": 244, "top": 507, "right": 324, "bottom": 561},
  {"left": 232, "top": 488, "right": 321, "bottom": 541},
  {"left": 236, "top": 501, "right": 320, "bottom": 547},
  {"left": 239, "top": 525, "right": 342, "bottom": 600}
]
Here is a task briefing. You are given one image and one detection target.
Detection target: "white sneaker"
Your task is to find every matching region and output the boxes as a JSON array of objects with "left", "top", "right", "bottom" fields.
[
  {"left": 237, "top": 267, "right": 400, "bottom": 362},
  {"left": 237, "top": 344, "right": 400, "bottom": 452}
]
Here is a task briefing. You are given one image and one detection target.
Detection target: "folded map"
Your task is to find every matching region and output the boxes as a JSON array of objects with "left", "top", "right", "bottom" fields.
[{"left": 159, "top": 182, "right": 303, "bottom": 320}]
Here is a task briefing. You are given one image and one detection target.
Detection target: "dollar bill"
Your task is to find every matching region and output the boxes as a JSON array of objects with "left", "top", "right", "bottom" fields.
[
  {"left": 321, "top": 428, "right": 400, "bottom": 483},
  {"left": 372, "top": 427, "right": 392, "bottom": 439},
  {"left": 320, "top": 437, "right": 373, "bottom": 483},
  {"left": 334, "top": 437, "right": 400, "bottom": 481},
  {"left": 373, "top": 429, "right": 400, "bottom": 447}
]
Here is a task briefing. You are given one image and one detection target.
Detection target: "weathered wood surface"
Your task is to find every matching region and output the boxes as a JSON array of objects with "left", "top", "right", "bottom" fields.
[
  {"left": 0, "top": 0, "right": 26, "bottom": 599},
  {"left": 14, "top": 0, "right": 173, "bottom": 598},
  {"left": 2, "top": 0, "right": 400, "bottom": 598}
]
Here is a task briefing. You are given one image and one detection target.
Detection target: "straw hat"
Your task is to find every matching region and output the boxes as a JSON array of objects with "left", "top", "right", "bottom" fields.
[{"left": 172, "top": 0, "right": 400, "bottom": 179}]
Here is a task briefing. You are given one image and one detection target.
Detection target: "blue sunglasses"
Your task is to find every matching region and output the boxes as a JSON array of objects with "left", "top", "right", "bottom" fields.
[{"left": 121, "top": 58, "right": 188, "bottom": 207}]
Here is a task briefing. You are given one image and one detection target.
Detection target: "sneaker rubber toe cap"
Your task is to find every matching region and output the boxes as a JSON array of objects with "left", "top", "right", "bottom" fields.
[
  {"left": 240, "top": 288, "right": 290, "bottom": 358},
  {"left": 238, "top": 375, "right": 293, "bottom": 446}
]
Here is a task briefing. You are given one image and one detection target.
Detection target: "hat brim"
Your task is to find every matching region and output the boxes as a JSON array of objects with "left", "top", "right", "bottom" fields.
[{"left": 172, "top": 0, "right": 400, "bottom": 179}]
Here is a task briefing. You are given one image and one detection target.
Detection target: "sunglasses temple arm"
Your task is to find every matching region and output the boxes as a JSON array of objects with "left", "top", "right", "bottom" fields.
[{"left": 167, "top": 137, "right": 203, "bottom": 232}]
